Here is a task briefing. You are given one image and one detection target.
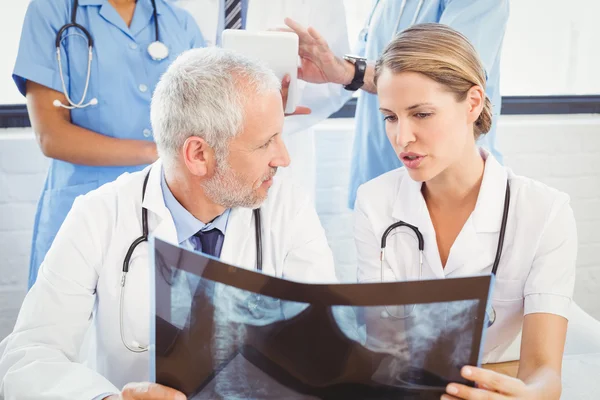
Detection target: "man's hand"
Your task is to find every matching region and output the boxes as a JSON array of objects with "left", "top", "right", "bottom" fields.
[
  {"left": 281, "top": 74, "right": 311, "bottom": 116},
  {"left": 103, "top": 382, "right": 186, "bottom": 400},
  {"left": 442, "top": 366, "right": 537, "bottom": 400},
  {"left": 283, "top": 18, "right": 353, "bottom": 86}
]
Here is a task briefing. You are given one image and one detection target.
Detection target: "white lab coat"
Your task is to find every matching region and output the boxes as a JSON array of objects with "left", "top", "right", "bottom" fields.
[
  {"left": 173, "top": 0, "right": 352, "bottom": 201},
  {"left": 0, "top": 161, "right": 336, "bottom": 399},
  {"left": 353, "top": 149, "right": 577, "bottom": 364}
]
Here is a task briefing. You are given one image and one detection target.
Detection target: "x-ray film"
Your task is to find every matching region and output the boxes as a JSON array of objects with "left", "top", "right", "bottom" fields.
[{"left": 150, "top": 238, "right": 493, "bottom": 399}]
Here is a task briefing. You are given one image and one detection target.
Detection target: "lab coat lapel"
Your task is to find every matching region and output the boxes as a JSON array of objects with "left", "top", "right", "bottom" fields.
[
  {"left": 391, "top": 174, "right": 445, "bottom": 279},
  {"left": 99, "top": 2, "right": 136, "bottom": 41},
  {"left": 443, "top": 150, "right": 508, "bottom": 277},
  {"left": 220, "top": 207, "right": 255, "bottom": 268},
  {"left": 129, "top": 0, "right": 159, "bottom": 38},
  {"left": 141, "top": 160, "right": 178, "bottom": 243},
  {"left": 442, "top": 218, "right": 481, "bottom": 277}
]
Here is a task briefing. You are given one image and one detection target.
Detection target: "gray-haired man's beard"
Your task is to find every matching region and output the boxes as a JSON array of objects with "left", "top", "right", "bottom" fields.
[{"left": 202, "top": 165, "right": 277, "bottom": 209}]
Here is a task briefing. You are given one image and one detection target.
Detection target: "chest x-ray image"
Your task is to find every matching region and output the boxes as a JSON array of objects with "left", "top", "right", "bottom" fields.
[{"left": 150, "top": 238, "right": 493, "bottom": 400}]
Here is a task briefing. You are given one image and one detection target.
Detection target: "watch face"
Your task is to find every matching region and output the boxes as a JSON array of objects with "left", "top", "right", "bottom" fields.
[{"left": 344, "top": 54, "right": 366, "bottom": 63}]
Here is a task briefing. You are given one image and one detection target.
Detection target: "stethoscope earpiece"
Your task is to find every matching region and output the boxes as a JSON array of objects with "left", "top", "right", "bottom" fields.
[{"left": 52, "top": 97, "right": 98, "bottom": 109}]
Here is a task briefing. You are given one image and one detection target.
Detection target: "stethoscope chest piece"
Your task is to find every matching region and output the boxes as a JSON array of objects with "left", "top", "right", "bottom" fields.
[
  {"left": 147, "top": 41, "right": 169, "bottom": 61},
  {"left": 486, "top": 304, "right": 496, "bottom": 328}
]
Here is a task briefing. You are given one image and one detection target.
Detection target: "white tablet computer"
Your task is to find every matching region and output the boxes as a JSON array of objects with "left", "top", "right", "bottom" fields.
[{"left": 221, "top": 29, "right": 299, "bottom": 114}]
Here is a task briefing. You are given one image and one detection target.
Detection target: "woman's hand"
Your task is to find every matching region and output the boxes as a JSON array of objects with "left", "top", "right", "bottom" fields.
[
  {"left": 103, "top": 382, "right": 186, "bottom": 400},
  {"left": 442, "top": 366, "right": 538, "bottom": 400}
]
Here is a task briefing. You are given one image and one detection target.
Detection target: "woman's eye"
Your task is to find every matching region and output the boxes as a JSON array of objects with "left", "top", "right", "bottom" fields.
[
  {"left": 414, "top": 112, "right": 432, "bottom": 119},
  {"left": 383, "top": 115, "right": 397, "bottom": 122}
]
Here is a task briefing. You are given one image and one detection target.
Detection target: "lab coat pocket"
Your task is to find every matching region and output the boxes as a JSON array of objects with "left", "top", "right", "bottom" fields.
[
  {"left": 122, "top": 250, "right": 151, "bottom": 347},
  {"left": 492, "top": 277, "right": 525, "bottom": 302},
  {"left": 483, "top": 278, "right": 525, "bottom": 361}
]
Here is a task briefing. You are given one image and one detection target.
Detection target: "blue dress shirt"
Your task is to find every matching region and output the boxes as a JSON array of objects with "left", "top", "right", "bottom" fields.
[{"left": 160, "top": 169, "right": 230, "bottom": 255}]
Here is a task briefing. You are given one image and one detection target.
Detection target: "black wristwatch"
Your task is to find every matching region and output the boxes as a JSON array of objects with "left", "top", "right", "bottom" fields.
[{"left": 343, "top": 54, "right": 367, "bottom": 91}]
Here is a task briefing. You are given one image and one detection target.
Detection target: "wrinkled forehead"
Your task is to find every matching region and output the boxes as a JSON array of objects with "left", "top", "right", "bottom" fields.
[{"left": 233, "top": 90, "right": 284, "bottom": 145}]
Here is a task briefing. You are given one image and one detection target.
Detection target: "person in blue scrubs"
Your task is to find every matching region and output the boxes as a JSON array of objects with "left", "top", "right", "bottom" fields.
[
  {"left": 286, "top": 0, "right": 509, "bottom": 208},
  {"left": 14, "top": 0, "right": 205, "bottom": 288}
]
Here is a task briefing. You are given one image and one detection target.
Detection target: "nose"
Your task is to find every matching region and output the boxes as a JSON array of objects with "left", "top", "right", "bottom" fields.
[
  {"left": 394, "top": 118, "right": 415, "bottom": 149},
  {"left": 271, "top": 136, "right": 290, "bottom": 168}
]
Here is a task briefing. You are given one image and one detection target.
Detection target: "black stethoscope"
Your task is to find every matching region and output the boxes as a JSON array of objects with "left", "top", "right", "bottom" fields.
[
  {"left": 119, "top": 168, "right": 264, "bottom": 352},
  {"left": 379, "top": 182, "right": 510, "bottom": 328},
  {"left": 53, "top": 0, "right": 170, "bottom": 109}
]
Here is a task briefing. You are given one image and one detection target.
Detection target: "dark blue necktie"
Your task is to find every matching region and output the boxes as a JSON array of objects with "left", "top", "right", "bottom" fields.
[
  {"left": 193, "top": 228, "right": 223, "bottom": 298},
  {"left": 194, "top": 228, "right": 222, "bottom": 257}
]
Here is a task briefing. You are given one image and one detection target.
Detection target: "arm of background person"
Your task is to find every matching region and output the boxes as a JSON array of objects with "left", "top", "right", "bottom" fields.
[{"left": 26, "top": 81, "right": 157, "bottom": 166}]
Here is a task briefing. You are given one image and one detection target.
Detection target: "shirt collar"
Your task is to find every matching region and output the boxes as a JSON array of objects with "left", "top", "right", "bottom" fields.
[
  {"left": 471, "top": 148, "right": 509, "bottom": 233},
  {"left": 77, "top": 0, "right": 165, "bottom": 15},
  {"left": 160, "top": 168, "right": 230, "bottom": 245},
  {"left": 77, "top": 0, "right": 103, "bottom": 6}
]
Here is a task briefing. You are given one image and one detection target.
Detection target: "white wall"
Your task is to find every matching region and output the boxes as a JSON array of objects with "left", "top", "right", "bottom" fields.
[
  {"left": 341, "top": 0, "right": 600, "bottom": 96},
  {"left": 1, "top": 114, "right": 600, "bottom": 341},
  {"left": 0, "top": 130, "right": 48, "bottom": 341}
]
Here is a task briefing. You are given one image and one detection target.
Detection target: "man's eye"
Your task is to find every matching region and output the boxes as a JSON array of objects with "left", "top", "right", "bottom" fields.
[{"left": 260, "top": 139, "right": 273, "bottom": 149}]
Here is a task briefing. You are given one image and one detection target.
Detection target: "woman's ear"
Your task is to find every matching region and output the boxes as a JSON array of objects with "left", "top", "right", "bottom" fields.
[
  {"left": 466, "top": 85, "right": 485, "bottom": 125},
  {"left": 182, "top": 136, "right": 214, "bottom": 177}
]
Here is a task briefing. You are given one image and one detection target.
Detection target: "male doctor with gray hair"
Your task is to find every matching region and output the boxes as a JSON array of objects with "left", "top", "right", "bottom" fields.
[{"left": 0, "top": 47, "right": 336, "bottom": 399}]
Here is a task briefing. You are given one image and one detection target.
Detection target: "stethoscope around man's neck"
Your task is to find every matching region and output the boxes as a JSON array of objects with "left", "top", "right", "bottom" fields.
[
  {"left": 379, "top": 181, "right": 511, "bottom": 328},
  {"left": 119, "top": 168, "right": 264, "bottom": 353},
  {"left": 54, "top": 0, "right": 170, "bottom": 109}
]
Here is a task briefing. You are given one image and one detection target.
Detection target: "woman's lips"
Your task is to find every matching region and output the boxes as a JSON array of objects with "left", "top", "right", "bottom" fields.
[{"left": 399, "top": 152, "right": 426, "bottom": 169}]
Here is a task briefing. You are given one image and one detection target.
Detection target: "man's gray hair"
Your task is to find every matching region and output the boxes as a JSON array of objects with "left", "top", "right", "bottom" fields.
[{"left": 151, "top": 47, "right": 281, "bottom": 167}]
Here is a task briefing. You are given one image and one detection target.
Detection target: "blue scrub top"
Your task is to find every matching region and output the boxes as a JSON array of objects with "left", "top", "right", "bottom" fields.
[
  {"left": 14, "top": 0, "right": 205, "bottom": 288},
  {"left": 348, "top": 0, "right": 509, "bottom": 208}
]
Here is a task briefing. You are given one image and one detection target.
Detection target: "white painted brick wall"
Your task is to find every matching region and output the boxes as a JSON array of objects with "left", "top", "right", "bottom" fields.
[
  {"left": 1, "top": 114, "right": 599, "bottom": 342},
  {"left": 0, "top": 129, "right": 49, "bottom": 341}
]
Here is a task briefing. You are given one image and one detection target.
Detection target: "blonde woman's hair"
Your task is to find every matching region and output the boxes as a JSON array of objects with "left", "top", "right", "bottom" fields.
[{"left": 374, "top": 23, "right": 492, "bottom": 138}]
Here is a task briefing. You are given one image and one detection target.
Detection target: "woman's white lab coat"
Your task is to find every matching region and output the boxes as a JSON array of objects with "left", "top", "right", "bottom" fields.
[
  {"left": 0, "top": 161, "right": 336, "bottom": 399},
  {"left": 353, "top": 149, "right": 577, "bottom": 364}
]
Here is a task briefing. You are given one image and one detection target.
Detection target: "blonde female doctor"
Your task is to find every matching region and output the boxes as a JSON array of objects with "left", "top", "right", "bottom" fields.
[{"left": 354, "top": 24, "right": 577, "bottom": 399}]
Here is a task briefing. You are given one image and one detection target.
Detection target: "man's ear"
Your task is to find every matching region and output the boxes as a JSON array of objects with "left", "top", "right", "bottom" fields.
[
  {"left": 466, "top": 85, "right": 485, "bottom": 125},
  {"left": 182, "top": 136, "right": 214, "bottom": 177}
]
